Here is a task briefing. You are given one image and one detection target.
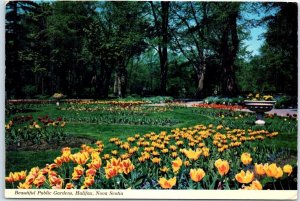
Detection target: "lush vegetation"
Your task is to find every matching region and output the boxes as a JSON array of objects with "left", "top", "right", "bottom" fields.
[
  {"left": 6, "top": 2, "right": 297, "bottom": 99},
  {"left": 5, "top": 101, "right": 297, "bottom": 189},
  {"left": 5, "top": 1, "right": 297, "bottom": 192}
]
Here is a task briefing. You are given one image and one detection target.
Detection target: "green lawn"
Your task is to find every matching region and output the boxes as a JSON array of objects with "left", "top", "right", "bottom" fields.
[{"left": 5, "top": 103, "right": 297, "bottom": 174}]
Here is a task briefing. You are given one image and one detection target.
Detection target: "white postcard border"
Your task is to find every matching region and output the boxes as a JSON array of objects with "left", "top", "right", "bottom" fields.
[{"left": 5, "top": 189, "right": 298, "bottom": 200}]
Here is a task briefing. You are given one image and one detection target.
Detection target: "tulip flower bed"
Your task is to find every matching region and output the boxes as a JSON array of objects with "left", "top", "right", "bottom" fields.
[
  {"left": 5, "top": 101, "right": 297, "bottom": 190},
  {"left": 62, "top": 112, "right": 179, "bottom": 126},
  {"left": 5, "top": 123, "right": 296, "bottom": 190},
  {"left": 5, "top": 115, "right": 67, "bottom": 149},
  {"left": 59, "top": 104, "right": 173, "bottom": 114},
  {"left": 192, "top": 103, "right": 245, "bottom": 111}
]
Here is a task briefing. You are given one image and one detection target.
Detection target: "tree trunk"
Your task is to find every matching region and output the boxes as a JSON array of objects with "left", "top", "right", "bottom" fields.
[
  {"left": 113, "top": 72, "right": 118, "bottom": 96},
  {"left": 160, "top": 1, "right": 169, "bottom": 96},
  {"left": 196, "top": 71, "right": 205, "bottom": 98},
  {"left": 150, "top": 1, "right": 169, "bottom": 96},
  {"left": 116, "top": 67, "right": 127, "bottom": 98},
  {"left": 220, "top": 9, "right": 239, "bottom": 97}
]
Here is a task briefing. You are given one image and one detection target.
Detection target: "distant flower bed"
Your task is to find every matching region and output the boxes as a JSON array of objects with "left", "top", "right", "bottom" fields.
[
  {"left": 5, "top": 115, "right": 67, "bottom": 146},
  {"left": 5, "top": 123, "right": 296, "bottom": 190},
  {"left": 192, "top": 103, "right": 245, "bottom": 111},
  {"left": 77, "top": 100, "right": 148, "bottom": 107}
]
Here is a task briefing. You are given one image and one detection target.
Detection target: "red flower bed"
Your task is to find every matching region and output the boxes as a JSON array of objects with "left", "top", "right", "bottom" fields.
[{"left": 192, "top": 103, "right": 245, "bottom": 111}]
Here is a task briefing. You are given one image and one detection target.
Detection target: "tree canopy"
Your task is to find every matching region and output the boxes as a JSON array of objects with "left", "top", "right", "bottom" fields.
[{"left": 5, "top": 1, "right": 298, "bottom": 99}]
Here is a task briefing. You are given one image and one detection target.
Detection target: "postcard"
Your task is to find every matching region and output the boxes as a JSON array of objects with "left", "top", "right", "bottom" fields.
[{"left": 4, "top": 0, "right": 298, "bottom": 200}]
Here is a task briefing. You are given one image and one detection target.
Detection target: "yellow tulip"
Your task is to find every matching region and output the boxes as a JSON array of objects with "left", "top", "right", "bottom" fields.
[
  {"left": 243, "top": 180, "right": 263, "bottom": 190},
  {"left": 85, "top": 168, "right": 97, "bottom": 177},
  {"left": 190, "top": 168, "right": 205, "bottom": 182},
  {"left": 33, "top": 174, "right": 46, "bottom": 188},
  {"left": 65, "top": 183, "right": 74, "bottom": 189},
  {"left": 171, "top": 157, "right": 182, "bottom": 173},
  {"left": 151, "top": 157, "right": 161, "bottom": 164},
  {"left": 82, "top": 176, "right": 94, "bottom": 189},
  {"left": 71, "top": 165, "right": 84, "bottom": 180},
  {"left": 235, "top": 170, "right": 254, "bottom": 184},
  {"left": 254, "top": 163, "right": 266, "bottom": 176},
  {"left": 264, "top": 163, "right": 283, "bottom": 179},
  {"left": 70, "top": 152, "right": 89, "bottom": 165},
  {"left": 182, "top": 148, "right": 202, "bottom": 161},
  {"left": 214, "top": 159, "right": 230, "bottom": 176},
  {"left": 158, "top": 177, "right": 176, "bottom": 189},
  {"left": 120, "top": 159, "right": 135, "bottom": 175},
  {"left": 274, "top": 167, "right": 283, "bottom": 179},
  {"left": 241, "top": 152, "right": 252, "bottom": 165},
  {"left": 18, "top": 182, "right": 32, "bottom": 189},
  {"left": 283, "top": 164, "right": 293, "bottom": 176},
  {"left": 160, "top": 166, "right": 169, "bottom": 173},
  {"left": 104, "top": 166, "right": 119, "bottom": 179}
]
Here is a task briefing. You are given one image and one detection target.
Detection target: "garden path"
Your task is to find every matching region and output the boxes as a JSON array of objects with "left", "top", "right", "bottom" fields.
[{"left": 148, "top": 101, "right": 297, "bottom": 117}]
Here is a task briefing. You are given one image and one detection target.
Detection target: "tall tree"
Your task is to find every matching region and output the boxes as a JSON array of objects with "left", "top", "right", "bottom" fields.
[
  {"left": 6, "top": 1, "right": 40, "bottom": 98},
  {"left": 46, "top": 1, "right": 96, "bottom": 97},
  {"left": 150, "top": 1, "right": 170, "bottom": 96},
  {"left": 169, "top": 2, "right": 210, "bottom": 98},
  {"left": 261, "top": 3, "right": 297, "bottom": 95},
  {"left": 208, "top": 2, "right": 240, "bottom": 96}
]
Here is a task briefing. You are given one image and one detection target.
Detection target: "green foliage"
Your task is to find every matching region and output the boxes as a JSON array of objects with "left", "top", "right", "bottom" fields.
[
  {"left": 5, "top": 2, "right": 297, "bottom": 99},
  {"left": 235, "top": 3, "right": 297, "bottom": 96},
  {"left": 204, "top": 96, "right": 244, "bottom": 105},
  {"left": 5, "top": 118, "right": 67, "bottom": 147}
]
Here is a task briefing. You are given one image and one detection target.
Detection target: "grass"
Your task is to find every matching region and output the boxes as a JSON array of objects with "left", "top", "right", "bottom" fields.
[{"left": 5, "top": 103, "right": 297, "bottom": 175}]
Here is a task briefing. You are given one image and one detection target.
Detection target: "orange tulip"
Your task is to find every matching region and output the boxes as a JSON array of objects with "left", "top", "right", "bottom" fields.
[
  {"left": 86, "top": 168, "right": 97, "bottom": 177},
  {"left": 91, "top": 151, "right": 101, "bottom": 161},
  {"left": 105, "top": 166, "right": 119, "bottom": 179},
  {"left": 54, "top": 156, "right": 64, "bottom": 166},
  {"left": 182, "top": 148, "right": 202, "bottom": 161},
  {"left": 151, "top": 157, "right": 161, "bottom": 164},
  {"left": 202, "top": 147, "right": 210, "bottom": 157},
  {"left": 241, "top": 153, "right": 252, "bottom": 165},
  {"left": 214, "top": 159, "right": 230, "bottom": 176},
  {"left": 235, "top": 170, "right": 254, "bottom": 184},
  {"left": 18, "top": 182, "right": 32, "bottom": 189},
  {"left": 158, "top": 177, "right": 176, "bottom": 189},
  {"left": 5, "top": 171, "right": 27, "bottom": 183},
  {"left": 87, "top": 159, "right": 102, "bottom": 170},
  {"left": 71, "top": 165, "right": 84, "bottom": 180},
  {"left": 120, "top": 159, "right": 135, "bottom": 174},
  {"left": 171, "top": 157, "right": 182, "bottom": 173},
  {"left": 33, "top": 174, "right": 46, "bottom": 188},
  {"left": 61, "top": 147, "right": 71, "bottom": 156},
  {"left": 171, "top": 152, "right": 178, "bottom": 158},
  {"left": 160, "top": 166, "right": 169, "bottom": 173},
  {"left": 283, "top": 164, "right": 293, "bottom": 176},
  {"left": 108, "top": 157, "right": 121, "bottom": 167},
  {"left": 5, "top": 175, "right": 14, "bottom": 183},
  {"left": 190, "top": 168, "right": 205, "bottom": 182},
  {"left": 49, "top": 175, "right": 63, "bottom": 188},
  {"left": 264, "top": 163, "right": 283, "bottom": 179},
  {"left": 65, "top": 183, "right": 74, "bottom": 189},
  {"left": 254, "top": 163, "right": 266, "bottom": 176},
  {"left": 82, "top": 176, "right": 94, "bottom": 188},
  {"left": 243, "top": 180, "right": 262, "bottom": 190},
  {"left": 70, "top": 152, "right": 89, "bottom": 165}
]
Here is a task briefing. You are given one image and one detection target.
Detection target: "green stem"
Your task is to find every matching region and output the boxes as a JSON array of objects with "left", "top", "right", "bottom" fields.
[
  {"left": 272, "top": 179, "right": 276, "bottom": 190},
  {"left": 279, "top": 181, "right": 284, "bottom": 190}
]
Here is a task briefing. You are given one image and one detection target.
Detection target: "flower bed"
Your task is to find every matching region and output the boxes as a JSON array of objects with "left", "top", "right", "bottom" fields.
[
  {"left": 5, "top": 115, "right": 67, "bottom": 147},
  {"left": 5, "top": 123, "right": 295, "bottom": 190},
  {"left": 192, "top": 103, "right": 245, "bottom": 111}
]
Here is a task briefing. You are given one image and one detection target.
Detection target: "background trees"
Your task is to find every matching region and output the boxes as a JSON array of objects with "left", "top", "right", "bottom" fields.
[{"left": 5, "top": 1, "right": 297, "bottom": 99}]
